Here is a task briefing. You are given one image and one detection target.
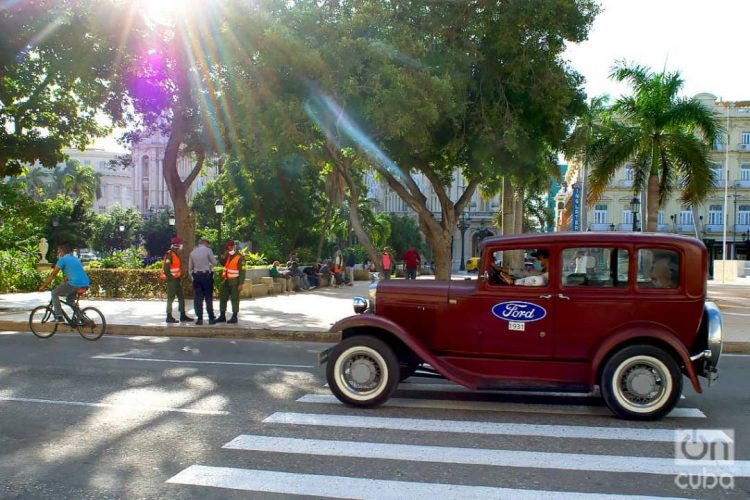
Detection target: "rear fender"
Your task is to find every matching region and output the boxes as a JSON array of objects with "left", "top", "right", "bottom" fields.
[
  {"left": 589, "top": 324, "right": 701, "bottom": 394},
  {"left": 330, "top": 315, "right": 478, "bottom": 388}
]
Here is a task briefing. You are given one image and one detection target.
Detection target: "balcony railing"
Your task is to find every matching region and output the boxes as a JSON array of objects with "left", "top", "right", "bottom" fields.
[
  {"left": 618, "top": 179, "right": 634, "bottom": 188},
  {"left": 703, "top": 224, "right": 724, "bottom": 233}
]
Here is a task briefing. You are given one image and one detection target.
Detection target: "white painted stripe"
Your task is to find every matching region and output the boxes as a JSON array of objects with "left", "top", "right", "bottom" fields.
[
  {"left": 92, "top": 355, "right": 313, "bottom": 369},
  {"left": 224, "top": 435, "right": 750, "bottom": 477},
  {"left": 167, "top": 465, "right": 688, "bottom": 499},
  {"left": 723, "top": 311, "right": 750, "bottom": 317},
  {"left": 263, "top": 412, "right": 726, "bottom": 443},
  {"left": 0, "top": 396, "right": 229, "bottom": 415},
  {"left": 297, "top": 394, "right": 706, "bottom": 418}
]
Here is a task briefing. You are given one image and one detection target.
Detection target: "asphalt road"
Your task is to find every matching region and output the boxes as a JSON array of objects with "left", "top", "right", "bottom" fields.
[{"left": 0, "top": 331, "right": 748, "bottom": 499}]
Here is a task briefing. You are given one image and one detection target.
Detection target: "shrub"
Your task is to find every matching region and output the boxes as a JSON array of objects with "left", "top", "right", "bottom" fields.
[
  {"left": 99, "top": 248, "right": 144, "bottom": 269},
  {"left": 87, "top": 269, "right": 164, "bottom": 298},
  {"left": 0, "top": 248, "right": 50, "bottom": 293}
]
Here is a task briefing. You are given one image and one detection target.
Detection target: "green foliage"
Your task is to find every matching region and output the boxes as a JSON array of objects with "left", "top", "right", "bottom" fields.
[
  {"left": 141, "top": 212, "right": 175, "bottom": 258},
  {"left": 0, "top": 0, "right": 127, "bottom": 177},
  {"left": 0, "top": 183, "right": 48, "bottom": 250},
  {"left": 90, "top": 207, "right": 144, "bottom": 253},
  {"left": 385, "top": 214, "right": 426, "bottom": 257},
  {"left": 239, "top": 249, "right": 268, "bottom": 266},
  {"left": 0, "top": 249, "right": 47, "bottom": 293},
  {"left": 87, "top": 269, "right": 163, "bottom": 298},
  {"left": 98, "top": 248, "right": 144, "bottom": 269}
]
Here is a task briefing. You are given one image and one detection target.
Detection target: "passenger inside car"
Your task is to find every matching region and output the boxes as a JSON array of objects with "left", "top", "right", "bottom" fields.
[
  {"left": 514, "top": 249, "right": 549, "bottom": 286},
  {"left": 649, "top": 256, "right": 678, "bottom": 288}
]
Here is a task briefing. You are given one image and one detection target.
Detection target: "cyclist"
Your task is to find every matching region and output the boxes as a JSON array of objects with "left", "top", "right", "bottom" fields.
[{"left": 39, "top": 243, "right": 90, "bottom": 323}]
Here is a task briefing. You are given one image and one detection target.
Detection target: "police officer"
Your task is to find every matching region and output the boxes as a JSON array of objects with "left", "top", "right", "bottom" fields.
[
  {"left": 189, "top": 237, "right": 217, "bottom": 325},
  {"left": 216, "top": 239, "right": 245, "bottom": 324},
  {"left": 162, "top": 236, "right": 194, "bottom": 323}
]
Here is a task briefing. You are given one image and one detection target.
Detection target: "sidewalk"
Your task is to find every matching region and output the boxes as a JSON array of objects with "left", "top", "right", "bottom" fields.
[{"left": 0, "top": 278, "right": 747, "bottom": 352}]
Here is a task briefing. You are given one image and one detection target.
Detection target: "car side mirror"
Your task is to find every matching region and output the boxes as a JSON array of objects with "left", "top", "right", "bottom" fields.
[{"left": 479, "top": 271, "right": 489, "bottom": 281}]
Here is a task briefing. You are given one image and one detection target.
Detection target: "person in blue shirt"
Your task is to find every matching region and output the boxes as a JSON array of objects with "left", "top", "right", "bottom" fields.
[{"left": 39, "top": 243, "right": 90, "bottom": 322}]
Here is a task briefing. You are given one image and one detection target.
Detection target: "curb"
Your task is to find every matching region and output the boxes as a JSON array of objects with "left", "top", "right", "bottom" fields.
[{"left": 0, "top": 320, "right": 340, "bottom": 343}]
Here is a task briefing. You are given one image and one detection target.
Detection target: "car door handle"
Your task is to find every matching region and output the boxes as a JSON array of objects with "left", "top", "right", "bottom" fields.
[
  {"left": 557, "top": 293, "right": 570, "bottom": 300},
  {"left": 538, "top": 294, "right": 552, "bottom": 299}
]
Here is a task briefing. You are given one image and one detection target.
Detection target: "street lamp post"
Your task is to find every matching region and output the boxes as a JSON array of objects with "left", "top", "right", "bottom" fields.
[
  {"left": 630, "top": 196, "right": 640, "bottom": 232},
  {"left": 457, "top": 213, "right": 470, "bottom": 271},
  {"left": 214, "top": 199, "right": 224, "bottom": 251},
  {"left": 718, "top": 99, "right": 734, "bottom": 283}
]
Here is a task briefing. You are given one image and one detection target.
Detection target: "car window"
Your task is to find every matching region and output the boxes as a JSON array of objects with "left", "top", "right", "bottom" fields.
[
  {"left": 487, "top": 248, "right": 549, "bottom": 287},
  {"left": 561, "top": 247, "right": 628, "bottom": 288},
  {"left": 636, "top": 249, "right": 680, "bottom": 289}
]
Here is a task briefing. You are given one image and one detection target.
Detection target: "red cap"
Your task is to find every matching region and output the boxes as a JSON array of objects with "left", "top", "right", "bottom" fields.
[
  {"left": 171, "top": 236, "right": 183, "bottom": 245},
  {"left": 224, "top": 239, "right": 235, "bottom": 249}
]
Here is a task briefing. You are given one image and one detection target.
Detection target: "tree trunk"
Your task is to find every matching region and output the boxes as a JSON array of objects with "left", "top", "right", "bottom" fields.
[
  {"left": 645, "top": 175, "right": 659, "bottom": 232},
  {"left": 316, "top": 202, "right": 332, "bottom": 261}
]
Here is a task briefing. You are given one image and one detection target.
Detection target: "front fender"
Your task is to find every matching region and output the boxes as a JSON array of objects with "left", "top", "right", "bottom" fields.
[
  {"left": 330, "top": 315, "right": 480, "bottom": 389},
  {"left": 589, "top": 324, "right": 701, "bottom": 394}
]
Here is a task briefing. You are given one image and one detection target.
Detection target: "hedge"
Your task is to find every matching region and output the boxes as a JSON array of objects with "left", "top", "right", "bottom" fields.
[{"left": 87, "top": 269, "right": 165, "bottom": 298}]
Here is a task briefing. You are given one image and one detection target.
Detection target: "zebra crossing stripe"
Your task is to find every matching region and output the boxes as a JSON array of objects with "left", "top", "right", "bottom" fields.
[
  {"left": 297, "top": 394, "right": 705, "bottom": 418},
  {"left": 263, "top": 412, "right": 727, "bottom": 443},
  {"left": 167, "top": 465, "right": 688, "bottom": 499},
  {"left": 223, "top": 435, "right": 750, "bottom": 477}
]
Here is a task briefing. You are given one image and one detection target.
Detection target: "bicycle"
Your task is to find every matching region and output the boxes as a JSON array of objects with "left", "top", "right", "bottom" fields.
[{"left": 29, "top": 287, "right": 106, "bottom": 341}]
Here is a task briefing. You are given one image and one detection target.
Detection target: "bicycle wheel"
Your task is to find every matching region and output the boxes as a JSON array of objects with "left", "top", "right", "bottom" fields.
[
  {"left": 29, "top": 305, "right": 58, "bottom": 338},
  {"left": 77, "top": 307, "right": 106, "bottom": 341}
]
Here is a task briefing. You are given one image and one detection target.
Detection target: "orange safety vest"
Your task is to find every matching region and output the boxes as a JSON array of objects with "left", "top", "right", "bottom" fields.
[
  {"left": 223, "top": 254, "right": 242, "bottom": 279},
  {"left": 160, "top": 251, "right": 182, "bottom": 280}
]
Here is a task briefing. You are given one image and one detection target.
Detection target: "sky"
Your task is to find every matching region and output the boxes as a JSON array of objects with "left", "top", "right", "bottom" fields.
[
  {"left": 564, "top": 0, "right": 750, "bottom": 102},
  {"left": 93, "top": 0, "right": 750, "bottom": 152}
]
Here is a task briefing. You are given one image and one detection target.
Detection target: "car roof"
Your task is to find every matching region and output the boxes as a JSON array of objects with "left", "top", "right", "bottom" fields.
[{"left": 480, "top": 232, "right": 706, "bottom": 253}]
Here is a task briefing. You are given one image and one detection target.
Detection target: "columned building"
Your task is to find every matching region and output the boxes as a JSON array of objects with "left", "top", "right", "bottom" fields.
[
  {"left": 60, "top": 148, "right": 132, "bottom": 213},
  {"left": 560, "top": 92, "right": 750, "bottom": 265},
  {"left": 130, "top": 134, "right": 217, "bottom": 214},
  {"left": 366, "top": 170, "right": 500, "bottom": 271}
]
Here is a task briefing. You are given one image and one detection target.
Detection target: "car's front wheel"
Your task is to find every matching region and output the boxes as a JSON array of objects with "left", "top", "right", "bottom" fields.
[
  {"left": 326, "top": 335, "right": 399, "bottom": 407},
  {"left": 601, "top": 345, "right": 682, "bottom": 420}
]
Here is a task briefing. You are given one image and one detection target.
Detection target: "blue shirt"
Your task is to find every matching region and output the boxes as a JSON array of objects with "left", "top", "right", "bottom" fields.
[{"left": 56, "top": 254, "right": 90, "bottom": 287}]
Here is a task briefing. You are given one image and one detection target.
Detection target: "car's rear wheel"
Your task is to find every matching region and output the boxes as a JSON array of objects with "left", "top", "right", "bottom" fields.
[
  {"left": 601, "top": 345, "right": 682, "bottom": 420},
  {"left": 326, "top": 335, "right": 399, "bottom": 407}
]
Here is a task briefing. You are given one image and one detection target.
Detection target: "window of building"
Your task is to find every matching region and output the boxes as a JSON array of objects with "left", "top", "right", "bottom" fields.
[
  {"left": 594, "top": 204, "right": 608, "bottom": 224},
  {"left": 624, "top": 164, "right": 634, "bottom": 180},
  {"left": 742, "top": 132, "right": 750, "bottom": 145},
  {"left": 84, "top": 160, "right": 91, "bottom": 166},
  {"left": 714, "top": 133, "right": 725, "bottom": 150},
  {"left": 561, "top": 247, "right": 628, "bottom": 288},
  {"left": 738, "top": 205, "right": 750, "bottom": 226},
  {"left": 124, "top": 186, "right": 132, "bottom": 200},
  {"left": 657, "top": 211, "right": 665, "bottom": 225},
  {"left": 623, "top": 209, "right": 633, "bottom": 225},
  {"left": 711, "top": 163, "right": 723, "bottom": 184},
  {"left": 113, "top": 185, "right": 121, "bottom": 199},
  {"left": 741, "top": 164, "right": 750, "bottom": 182},
  {"left": 708, "top": 205, "right": 723, "bottom": 225},
  {"left": 636, "top": 249, "right": 679, "bottom": 289},
  {"left": 679, "top": 209, "right": 693, "bottom": 226}
]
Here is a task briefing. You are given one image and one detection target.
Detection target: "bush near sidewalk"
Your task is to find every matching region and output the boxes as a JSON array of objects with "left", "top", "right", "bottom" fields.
[{"left": 86, "top": 269, "right": 164, "bottom": 298}]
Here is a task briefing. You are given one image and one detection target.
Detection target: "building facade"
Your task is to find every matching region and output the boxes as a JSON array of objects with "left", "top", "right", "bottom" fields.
[
  {"left": 130, "top": 134, "right": 217, "bottom": 214},
  {"left": 366, "top": 170, "right": 501, "bottom": 271},
  {"left": 558, "top": 93, "right": 750, "bottom": 263},
  {"left": 61, "top": 148, "right": 132, "bottom": 214}
]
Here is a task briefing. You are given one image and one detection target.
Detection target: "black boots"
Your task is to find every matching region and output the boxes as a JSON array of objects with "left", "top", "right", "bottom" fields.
[
  {"left": 166, "top": 314, "right": 179, "bottom": 324},
  {"left": 180, "top": 313, "right": 194, "bottom": 322},
  {"left": 215, "top": 314, "right": 226, "bottom": 323},
  {"left": 195, "top": 318, "right": 203, "bottom": 325},
  {"left": 227, "top": 313, "right": 238, "bottom": 324}
]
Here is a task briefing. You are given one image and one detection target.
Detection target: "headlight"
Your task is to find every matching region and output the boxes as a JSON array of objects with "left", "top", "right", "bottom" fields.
[{"left": 353, "top": 296, "right": 368, "bottom": 314}]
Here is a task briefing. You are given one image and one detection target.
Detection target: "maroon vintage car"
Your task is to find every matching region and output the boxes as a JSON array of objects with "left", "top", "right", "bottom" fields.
[{"left": 321, "top": 232, "right": 723, "bottom": 420}]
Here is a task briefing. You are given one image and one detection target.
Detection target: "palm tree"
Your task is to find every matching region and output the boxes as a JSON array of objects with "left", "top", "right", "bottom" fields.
[
  {"left": 565, "top": 95, "right": 610, "bottom": 228},
  {"left": 588, "top": 63, "right": 719, "bottom": 231},
  {"left": 57, "top": 160, "right": 101, "bottom": 205}
]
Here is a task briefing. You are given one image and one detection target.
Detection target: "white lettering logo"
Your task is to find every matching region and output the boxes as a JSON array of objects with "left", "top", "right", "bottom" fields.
[{"left": 491, "top": 301, "right": 546, "bottom": 322}]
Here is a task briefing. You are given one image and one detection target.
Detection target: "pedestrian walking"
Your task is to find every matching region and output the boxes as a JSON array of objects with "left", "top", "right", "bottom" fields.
[
  {"left": 402, "top": 246, "right": 420, "bottom": 280},
  {"left": 161, "top": 236, "right": 193, "bottom": 324},
  {"left": 189, "top": 237, "right": 217, "bottom": 325},
  {"left": 216, "top": 239, "right": 245, "bottom": 324},
  {"left": 345, "top": 248, "right": 356, "bottom": 286}
]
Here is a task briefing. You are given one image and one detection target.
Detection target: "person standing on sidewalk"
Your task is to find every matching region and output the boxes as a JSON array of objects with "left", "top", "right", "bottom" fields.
[
  {"left": 402, "top": 246, "right": 420, "bottom": 280},
  {"left": 38, "top": 243, "right": 90, "bottom": 322},
  {"left": 216, "top": 240, "right": 245, "bottom": 324},
  {"left": 345, "top": 248, "right": 356, "bottom": 286},
  {"left": 382, "top": 247, "right": 392, "bottom": 280},
  {"left": 162, "top": 236, "right": 193, "bottom": 324},
  {"left": 189, "top": 238, "right": 217, "bottom": 325}
]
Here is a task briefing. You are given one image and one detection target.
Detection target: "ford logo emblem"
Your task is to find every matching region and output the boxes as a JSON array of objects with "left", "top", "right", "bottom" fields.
[{"left": 491, "top": 301, "right": 547, "bottom": 322}]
